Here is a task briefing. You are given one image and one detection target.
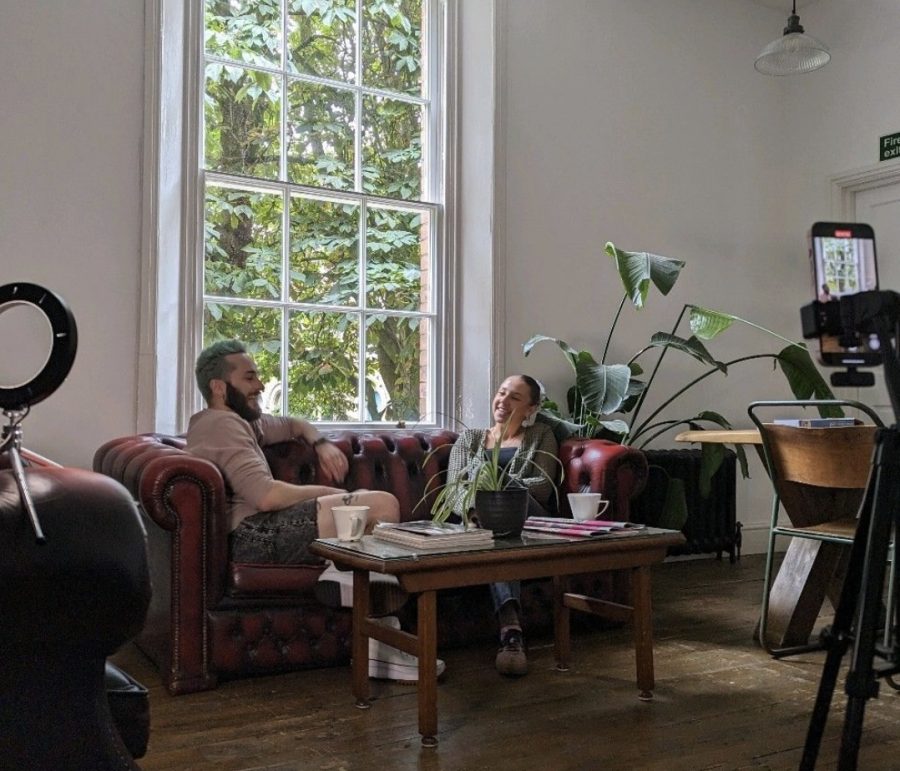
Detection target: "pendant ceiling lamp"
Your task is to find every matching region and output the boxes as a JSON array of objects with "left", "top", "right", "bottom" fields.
[{"left": 755, "top": 1, "right": 830, "bottom": 76}]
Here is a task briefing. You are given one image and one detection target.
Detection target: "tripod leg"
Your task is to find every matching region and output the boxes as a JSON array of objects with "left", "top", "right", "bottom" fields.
[
  {"left": 7, "top": 442, "right": 46, "bottom": 543},
  {"left": 800, "top": 472, "right": 877, "bottom": 771},
  {"left": 837, "top": 431, "right": 900, "bottom": 771}
]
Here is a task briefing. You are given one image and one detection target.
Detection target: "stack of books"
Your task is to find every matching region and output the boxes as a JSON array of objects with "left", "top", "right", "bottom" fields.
[
  {"left": 372, "top": 520, "right": 495, "bottom": 550},
  {"left": 522, "top": 516, "right": 646, "bottom": 538}
]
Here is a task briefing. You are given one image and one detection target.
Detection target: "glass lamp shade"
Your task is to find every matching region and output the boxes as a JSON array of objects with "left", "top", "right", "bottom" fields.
[{"left": 755, "top": 31, "right": 831, "bottom": 75}]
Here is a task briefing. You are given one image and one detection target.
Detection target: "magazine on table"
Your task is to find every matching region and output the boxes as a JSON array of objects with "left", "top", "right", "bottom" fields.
[{"left": 523, "top": 516, "right": 646, "bottom": 538}]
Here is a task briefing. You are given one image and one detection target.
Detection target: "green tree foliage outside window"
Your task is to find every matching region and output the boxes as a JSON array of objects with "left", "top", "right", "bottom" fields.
[{"left": 202, "top": 0, "right": 437, "bottom": 423}]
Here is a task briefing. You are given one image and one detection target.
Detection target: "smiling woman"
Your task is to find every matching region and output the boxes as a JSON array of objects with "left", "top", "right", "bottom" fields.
[{"left": 434, "top": 373, "right": 561, "bottom": 677}]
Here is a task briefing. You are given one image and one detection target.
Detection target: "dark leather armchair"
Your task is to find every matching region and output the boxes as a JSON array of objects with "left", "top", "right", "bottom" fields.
[
  {"left": 94, "top": 430, "right": 648, "bottom": 695},
  {"left": 0, "top": 466, "right": 151, "bottom": 769}
]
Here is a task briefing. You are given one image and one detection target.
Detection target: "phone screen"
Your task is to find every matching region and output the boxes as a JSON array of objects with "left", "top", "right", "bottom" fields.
[{"left": 810, "top": 221, "right": 880, "bottom": 366}]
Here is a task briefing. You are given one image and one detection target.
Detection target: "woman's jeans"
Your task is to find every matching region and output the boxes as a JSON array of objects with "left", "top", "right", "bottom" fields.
[
  {"left": 491, "top": 580, "right": 521, "bottom": 613},
  {"left": 490, "top": 494, "right": 549, "bottom": 615}
]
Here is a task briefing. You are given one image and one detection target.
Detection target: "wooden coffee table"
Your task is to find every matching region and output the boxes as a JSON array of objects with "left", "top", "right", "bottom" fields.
[{"left": 309, "top": 528, "right": 684, "bottom": 747}]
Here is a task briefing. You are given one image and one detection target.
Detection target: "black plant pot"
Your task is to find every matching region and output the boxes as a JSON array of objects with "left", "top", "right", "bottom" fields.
[{"left": 474, "top": 488, "right": 529, "bottom": 538}]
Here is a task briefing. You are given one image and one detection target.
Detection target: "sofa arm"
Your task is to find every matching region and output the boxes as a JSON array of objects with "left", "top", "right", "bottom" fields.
[
  {"left": 94, "top": 434, "right": 230, "bottom": 694},
  {"left": 95, "top": 436, "right": 228, "bottom": 550},
  {"left": 559, "top": 439, "right": 649, "bottom": 521}
]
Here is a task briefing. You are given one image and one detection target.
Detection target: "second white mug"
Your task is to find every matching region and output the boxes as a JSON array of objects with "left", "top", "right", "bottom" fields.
[{"left": 567, "top": 492, "right": 610, "bottom": 522}]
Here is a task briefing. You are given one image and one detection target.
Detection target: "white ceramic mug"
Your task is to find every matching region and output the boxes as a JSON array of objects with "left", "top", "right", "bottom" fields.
[
  {"left": 567, "top": 492, "right": 610, "bottom": 522},
  {"left": 332, "top": 505, "right": 368, "bottom": 542}
]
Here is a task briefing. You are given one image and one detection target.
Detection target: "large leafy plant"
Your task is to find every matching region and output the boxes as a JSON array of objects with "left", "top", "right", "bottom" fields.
[{"left": 524, "top": 243, "right": 837, "bottom": 528}]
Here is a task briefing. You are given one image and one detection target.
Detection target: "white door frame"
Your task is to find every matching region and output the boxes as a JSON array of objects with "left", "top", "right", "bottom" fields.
[{"left": 831, "top": 160, "right": 900, "bottom": 220}]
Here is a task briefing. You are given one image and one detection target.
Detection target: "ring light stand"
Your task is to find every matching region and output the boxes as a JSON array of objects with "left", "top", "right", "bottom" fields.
[{"left": 0, "top": 283, "right": 77, "bottom": 543}]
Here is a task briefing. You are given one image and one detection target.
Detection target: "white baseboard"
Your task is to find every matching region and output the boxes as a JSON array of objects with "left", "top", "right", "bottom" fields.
[{"left": 740, "top": 523, "right": 774, "bottom": 556}]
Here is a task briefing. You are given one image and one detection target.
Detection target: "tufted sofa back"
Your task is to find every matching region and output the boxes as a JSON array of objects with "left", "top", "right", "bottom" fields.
[{"left": 260, "top": 429, "right": 459, "bottom": 521}]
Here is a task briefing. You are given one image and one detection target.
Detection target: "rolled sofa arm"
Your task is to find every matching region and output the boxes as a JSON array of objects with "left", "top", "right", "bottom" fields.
[
  {"left": 94, "top": 434, "right": 229, "bottom": 694},
  {"left": 559, "top": 439, "right": 649, "bottom": 521}
]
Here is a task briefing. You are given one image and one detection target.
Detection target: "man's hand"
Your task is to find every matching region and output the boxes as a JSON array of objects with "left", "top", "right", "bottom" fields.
[{"left": 316, "top": 440, "right": 348, "bottom": 484}]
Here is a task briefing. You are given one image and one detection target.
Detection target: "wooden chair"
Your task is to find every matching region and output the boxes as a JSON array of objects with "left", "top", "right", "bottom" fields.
[{"left": 748, "top": 399, "right": 888, "bottom": 657}]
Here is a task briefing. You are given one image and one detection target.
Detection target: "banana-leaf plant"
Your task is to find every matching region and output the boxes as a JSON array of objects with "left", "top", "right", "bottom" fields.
[{"left": 524, "top": 242, "right": 838, "bottom": 529}]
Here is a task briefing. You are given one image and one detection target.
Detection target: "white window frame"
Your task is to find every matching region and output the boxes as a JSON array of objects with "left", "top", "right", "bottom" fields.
[{"left": 140, "top": 0, "right": 460, "bottom": 434}]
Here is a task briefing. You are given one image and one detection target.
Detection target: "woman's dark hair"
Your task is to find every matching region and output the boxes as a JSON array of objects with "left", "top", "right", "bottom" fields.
[{"left": 513, "top": 374, "right": 542, "bottom": 406}]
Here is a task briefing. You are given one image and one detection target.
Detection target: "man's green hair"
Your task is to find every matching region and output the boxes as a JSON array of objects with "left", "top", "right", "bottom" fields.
[{"left": 195, "top": 339, "right": 247, "bottom": 403}]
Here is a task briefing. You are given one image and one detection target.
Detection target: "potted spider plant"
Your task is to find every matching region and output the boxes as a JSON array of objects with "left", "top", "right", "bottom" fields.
[
  {"left": 423, "top": 422, "right": 563, "bottom": 536},
  {"left": 525, "top": 242, "right": 837, "bottom": 529}
]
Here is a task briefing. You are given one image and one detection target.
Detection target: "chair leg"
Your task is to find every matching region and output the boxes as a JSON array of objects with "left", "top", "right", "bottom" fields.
[
  {"left": 884, "top": 534, "right": 900, "bottom": 691},
  {"left": 758, "top": 499, "right": 780, "bottom": 654},
  {"left": 759, "top": 500, "right": 828, "bottom": 659},
  {"left": 883, "top": 534, "right": 897, "bottom": 649}
]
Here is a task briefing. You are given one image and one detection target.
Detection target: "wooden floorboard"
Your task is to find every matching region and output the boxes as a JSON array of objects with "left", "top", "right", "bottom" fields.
[{"left": 112, "top": 554, "right": 900, "bottom": 770}]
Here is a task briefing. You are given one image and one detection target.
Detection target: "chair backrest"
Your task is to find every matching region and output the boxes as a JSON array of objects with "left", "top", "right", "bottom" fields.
[
  {"left": 764, "top": 423, "right": 877, "bottom": 489},
  {"left": 749, "top": 400, "right": 882, "bottom": 528}
]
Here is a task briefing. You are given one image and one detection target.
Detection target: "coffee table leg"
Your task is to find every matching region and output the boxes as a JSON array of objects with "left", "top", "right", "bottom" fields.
[
  {"left": 632, "top": 565, "right": 655, "bottom": 701},
  {"left": 553, "top": 575, "right": 570, "bottom": 671},
  {"left": 352, "top": 569, "right": 371, "bottom": 709},
  {"left": 417, "top": 589, "right": 438, "bottom": 747}
]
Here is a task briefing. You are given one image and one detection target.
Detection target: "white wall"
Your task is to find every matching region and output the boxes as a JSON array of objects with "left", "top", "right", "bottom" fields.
[
  {"left": 496, "top": 0, "right": 900, "bottom": 551},
  {"left": 0, "top": 1, "right": 145, "bottom": 467},
  {"left": 787, "top": 1, "right": 900, "bottom": 235}
]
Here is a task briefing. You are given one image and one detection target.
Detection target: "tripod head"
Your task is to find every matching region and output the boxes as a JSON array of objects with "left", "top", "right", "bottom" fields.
[{"left": 838, "top": 290, "right": 900, "bottom": 425}]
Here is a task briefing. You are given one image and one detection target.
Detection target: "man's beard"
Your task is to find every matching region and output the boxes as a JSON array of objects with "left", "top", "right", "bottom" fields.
[{"left": 225, "top": 383, "right": 262, "bottom": 422}]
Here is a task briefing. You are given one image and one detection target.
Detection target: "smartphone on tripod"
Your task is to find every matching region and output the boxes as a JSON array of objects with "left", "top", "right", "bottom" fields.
[{"left": 809, "top": 221, "right": 880, "bottom": 368}]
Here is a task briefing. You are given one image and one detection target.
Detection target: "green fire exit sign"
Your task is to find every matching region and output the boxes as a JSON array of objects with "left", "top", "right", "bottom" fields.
[{"left": 881, "top": 132, "right": 900, "bottom": 161}]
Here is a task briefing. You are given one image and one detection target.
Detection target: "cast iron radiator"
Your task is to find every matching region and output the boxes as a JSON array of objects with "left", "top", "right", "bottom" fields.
[{"left": 631, "top": 448, "right": 741, "bottom": 563}]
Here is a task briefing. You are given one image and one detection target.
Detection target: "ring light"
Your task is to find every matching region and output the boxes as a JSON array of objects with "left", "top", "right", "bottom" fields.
[{"left": 0, "top": 283, "right": 77, "bottom": 411}]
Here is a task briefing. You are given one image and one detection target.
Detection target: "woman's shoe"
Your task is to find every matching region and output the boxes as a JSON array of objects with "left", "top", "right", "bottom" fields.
[{"left": 495, "top": 628, "right": 528, "bottom": 677}]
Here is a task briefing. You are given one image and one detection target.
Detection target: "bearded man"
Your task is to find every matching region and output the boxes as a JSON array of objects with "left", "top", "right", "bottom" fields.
[{"left": 186, "top": 339, "right": 444, "bottom": 682}]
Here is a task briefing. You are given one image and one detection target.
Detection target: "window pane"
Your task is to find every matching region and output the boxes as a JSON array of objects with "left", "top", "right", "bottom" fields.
[
  {"left": 366, "top": 315, "right": 429, "bottom": 421},
  {"left": 198, "top": 0, "right": 440, "bottom": 426},
  {"left": 287, "top": 80, "right": 355, "bottom": 188},
  {"left": 203, "top": 303, "right": 283, "bottom": 414},
  {"left": 205, "top": 184, "right": 283, "bottom": 300},
  {"left": 290, "top": 196, "right": 359, "bottom": 305},
  {"left": 287, "top": 0, "right": 355, "bottom": 81},
  {"left": 205, "top": 63, "right": 281, "bottom": 178},
  {"left": 366, "top": 207, "right": 428, "bottom": 311},
  {"left": 362, "top": 0, "right": 423, "bottom": 96},
  {"left": 361, "top": 94, "right": 422, "bottom": 199},
  {"left": 288, "top": 310, "right": 359, "bottom": 420},
  {"left": 205, "top": 0, "right": 281, "bottom": 69}
]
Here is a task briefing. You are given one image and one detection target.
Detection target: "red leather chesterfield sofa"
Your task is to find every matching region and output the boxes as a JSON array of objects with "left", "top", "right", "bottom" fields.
[{"left": 93, "top": 430, "right": 648, "bottom": 695}]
